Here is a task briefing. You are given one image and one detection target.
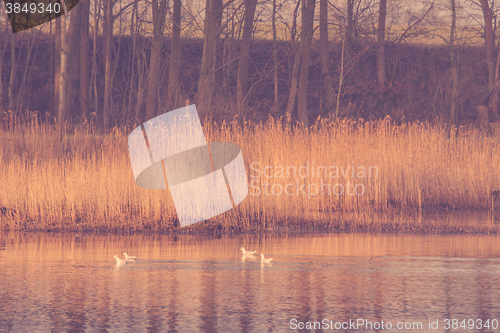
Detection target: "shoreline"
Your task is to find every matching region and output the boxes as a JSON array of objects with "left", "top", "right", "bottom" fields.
[{"left": 3, "top": 214, "right": 500, "bottom": 235}]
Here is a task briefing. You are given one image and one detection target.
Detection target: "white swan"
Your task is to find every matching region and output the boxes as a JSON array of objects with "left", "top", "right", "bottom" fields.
[
  {"left": 260, "top": 253, "right": 273, "bottom": 263},
  {"left": 123, "top": 252, "right": 136, "bottom": 261},
  {"left": 240, "top": 247, "right": 256, "bottom": 256},
  {"left": 114, "top": 255, "right": 127, "bottom": 266}
]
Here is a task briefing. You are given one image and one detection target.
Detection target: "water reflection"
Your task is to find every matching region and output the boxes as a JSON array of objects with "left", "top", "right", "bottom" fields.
[{"left": 0, "top": 232, "right": 499, "bottom": 332}]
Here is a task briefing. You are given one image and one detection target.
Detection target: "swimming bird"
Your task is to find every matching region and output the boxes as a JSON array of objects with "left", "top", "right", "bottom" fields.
[
  {"left": 123, "top": 252, "right": 136, "bottom": 261},
  {"left": 114, "top": 255, "right": 127, "bottom": 266},
  {"left": 260, "top": 253, "right": 273, "bottom": 263},
  {"left": 240, "top": 247, "right": 256, "bottom": 256}
]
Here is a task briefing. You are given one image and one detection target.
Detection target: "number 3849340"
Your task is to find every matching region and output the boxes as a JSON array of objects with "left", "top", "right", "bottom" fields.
[
  {"left": 5, "top": 1, "right": 61, "bottom": 14},
  {"left": 443, "top": 318, "right": 498, "bottom": 330}
]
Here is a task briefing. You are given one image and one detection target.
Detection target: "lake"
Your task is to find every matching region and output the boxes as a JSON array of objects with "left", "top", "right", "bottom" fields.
[{"left": 0, "top": 231, "right": 499, "bottom": 332}]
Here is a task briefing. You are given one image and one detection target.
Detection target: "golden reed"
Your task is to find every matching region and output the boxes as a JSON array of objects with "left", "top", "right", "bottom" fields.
[{"left": 1, "top": 115, "right": 499, "bottom": 232}]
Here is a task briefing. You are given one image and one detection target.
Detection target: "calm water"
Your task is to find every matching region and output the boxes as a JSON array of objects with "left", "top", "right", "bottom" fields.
[{"left": 1, "top": 231, "right": 500, "bottom": 332}]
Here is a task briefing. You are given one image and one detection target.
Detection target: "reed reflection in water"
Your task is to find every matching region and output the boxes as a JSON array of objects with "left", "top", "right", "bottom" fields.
[{"left": 0, "top": 232, "right": 500, "bottom": 332}]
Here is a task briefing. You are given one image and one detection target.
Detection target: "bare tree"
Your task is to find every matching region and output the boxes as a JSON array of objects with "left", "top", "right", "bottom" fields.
[
  {"left": 0, "top": 28, "right": 7, "bottom": 111},
  {"left": 296, "top": 0, "right": 316, "bottom": 127},
  {"left": 167, "top": 0, "right": 182, "bottom": 111},
  {"left": 54, "top": 18, "right": 61, "bottom": 119},
  {"left": 126, "top": 0, "right": 141, "bottom": 120},
  {"left": 90, "top": 0, "right": 100, "bottom": 124},
  {"left": 15, "top": 32, "right": 37, "bottom": 114},
  {"left": 494, "top": 27, "right": 500, "bottom": 117},
  {"left": 58, "top": 15, "right": 68, "bottom": 128},
  {"left": 98, "top": 0, "right": 134, "bottom": 125},
  {"left": 346, "top": 0, "right": 354, "bottom": 50},
  {"left": 449, "top": 0, "right": 457, "bottom": 124},
  {"left": 272, "top": 0, "right": 278, "bottom": 110},
  {"left": 319, "top": 0, "right": 334, "bottom": 114},
  {"left": 80, "top": 0, "right": 91, "bottom": 122},
  {"left": 8, "top": 32, "right": 16, "bottom": 111},
  {"left": 197, "top": 0, "right": 223, "bottom": 116},
  {"left": 377, "top": 0, "right": 387, "bottom": 88},
  {"left": 65, "top": 5, "right": 82, "bottom": 119},
  {"left": 479, "top": 0, "right": 496, "bottom": 113},
  {"left": 103, "top": 0, "right": 113, "bottom": 127},
  {"left": 285, "top": 0, "right": 304, "bottom": 122},
  {"left": 236, "top": 0, "right": 257, "bottom": 113},
  {"left": 145, "top": 0, "right": 168, "bottom": 120}
]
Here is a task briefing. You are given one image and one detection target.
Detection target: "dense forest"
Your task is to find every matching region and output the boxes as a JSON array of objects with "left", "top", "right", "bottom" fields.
[{"left": 1, "top": 0, "right": 500, "bottom": 128}]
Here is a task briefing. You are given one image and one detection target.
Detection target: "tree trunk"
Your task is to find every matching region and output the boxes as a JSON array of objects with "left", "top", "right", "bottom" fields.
[
  {"left": 0, "top": 34, "right": 7, "bottom": 111},
  {"left": 272, "top": 0, "right": 279, "bottom": 110},
  {"left": 80, "top": 0, "right": 91, "bottom": 122},
  {"left": 296, "top": 0, "right": 316, "bottom": 127},
  {"left": 167, "top": 0, "right": 181, "bottom": 111},
  {"left": 480, "top": 0, "right": 495, "bottom": 95},
  {"left": 103, "top": 0, "right": 113, "bottom": 127},
  {"left": 197, "top": 0, "right": 214, "bottom": 116},
  {"left": 236, "top": 0, "right": 257, "bottom": 113},
  {"left": 449, "top": 0, "right": 458, "bottom": 124},
  {"left": 335, "top": 35, "right": 346, "bottom": 119},
  {"left": 145, "top": 0, "right": 168, "bottom": 121},
  {"left": 127, "top": 0, "right": 139, "bottom": 120},
  {"left": 346, "top": 0, "right": 353, "bottom": 52},
  {"left": 15, "top": 35, "right": 36, "bottom": 113},
  {"left": 494, "top": 34, "right": 500, "bottom": 116},
  {"left": 319, "top": 0, "right": 333, "bottom": 115},
  {"left": 54, "top": 18, "right": 61, "bottom": 118},
  {"left": 65, "top": 2, "right": 82, "bottom": 120},
  {"left": 197, "top": 0, "right": 223, "bottom": 117},
  {"left": 8, "top": 33, "right": 16, "bottom": 111},
  {"left": 58, "top": 15, "right": 67, "bottom": 129},
  {"left": 377, "top": 0, "right": 387, "bottom": 88},
  {"left": 284, "top": 0, "right": 304, "bottom": 122},
  {"left": 91, "top": 0, "right": 100, "bottom": 124},
  {"left": 134, "top": 53, "right": 146, "bottom": 120},
  {"left": 284, "top": 47, "right": 302, "bottom": 122}
]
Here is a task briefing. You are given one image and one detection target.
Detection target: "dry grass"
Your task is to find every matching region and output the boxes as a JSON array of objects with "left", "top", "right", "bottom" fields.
[{"left": 1, "top": 116, "right": 500, "bottom": 232}]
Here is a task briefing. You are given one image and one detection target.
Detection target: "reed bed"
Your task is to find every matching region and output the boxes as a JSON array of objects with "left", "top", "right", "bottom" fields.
[{"left": 1, "top": 116, "right": 500, "bottom": 233}]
